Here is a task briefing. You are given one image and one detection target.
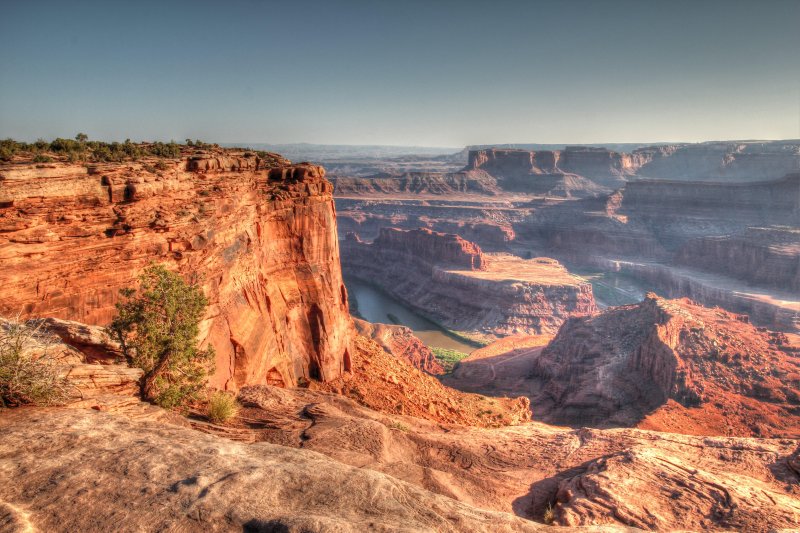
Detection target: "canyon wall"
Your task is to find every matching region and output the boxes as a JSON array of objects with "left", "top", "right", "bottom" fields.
[
  {"left": 466, "top": 142, "right": 800, "bottom": 185},
  {"left": 529, "top": 294, "right": 800, "bottom": 436},
  {"left": 0, "top": 154, "right": 355, "bottom": 391},
  {"left": 633, "top": 141, "right": 800, "bottom": 180},
  {"left": 341, "top": 228, "right": 595, "bottom": 337},
  {"left": 333, "top": 170, "right": 501, "bottom": 196},
  {"left": 676, "top": 226, "right": 800, "bottom": 292},
  {"left": 335, "top": 196, "right": 519, "bottom": 250}
]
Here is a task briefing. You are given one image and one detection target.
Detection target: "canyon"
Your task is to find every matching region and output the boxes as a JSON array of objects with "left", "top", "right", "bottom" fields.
[
  {"left": 341, "top": 227, "right": 596, "bottom": 340},
  {"left": 336, "top": 144, "right": 800, "bottom": 333},
  {"left": 2, "top": 142, "right": 800, "bottom": 532}
]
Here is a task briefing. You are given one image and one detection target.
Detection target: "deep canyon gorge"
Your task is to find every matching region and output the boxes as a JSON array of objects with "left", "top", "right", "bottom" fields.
[{"left": 1, "top": 140, "right": 799, "bottom": 532}]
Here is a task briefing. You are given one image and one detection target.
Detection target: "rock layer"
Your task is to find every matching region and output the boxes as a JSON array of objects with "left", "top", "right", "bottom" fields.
[
  {"left": 0, "top": 153, "right": 355, "bottom": 391},
  {"left": 341, "top": 228, "right": 596, "bottom": 337}
]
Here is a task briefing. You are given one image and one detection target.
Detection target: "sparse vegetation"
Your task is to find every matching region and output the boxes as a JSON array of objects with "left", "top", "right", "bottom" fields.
[
  {"left": 543, "top": 503, "right": 556, "bottom": 524},
  {"left": 109, "top": 264, "right": 215, "bottom": 409},
  {"left": 0, "top": 135, "right": 184, "bottom": 163},
  {"left": 386, "top": 420, "right": 409, "bottom": 432},
  {"left": 0, "top": 317, "right": 70, "bottom": 407},
  {"left": 431, "top": 347, "right": 471, "bottom": 373},
  {"left": 206, "top": 390, "right": 240, "bottom": 424}
]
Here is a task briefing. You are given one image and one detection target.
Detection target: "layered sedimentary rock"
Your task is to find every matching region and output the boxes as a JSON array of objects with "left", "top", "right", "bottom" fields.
[
  {"left": 0, "top": 153, "right": 355, "bottom": 391},
  {"left": 352, "top": 317, "right": 444, "bottom": 374},
  {"left": 466, "top": 146, "right": 634, "bottom": 190},
  {"left": 3, "top": 318, "right": 799, "bottom": 531},
  {"left": 602, "top": 259, "right": 800, "bottom": 332},
  {"left": 333, "top": 169, "right": 501, "bottom": 196},
  {"left": 633, "top": 140, "right": 800, "bottom": 181},
  {"left": 467, "top": 142, "right": 800, "bottom": 186},
  {"left": 341, "top": 228, "right": 596, "bottom": 337},
  {"left": 528, "top": 294, "right": 800, "bottom": 436},
  {"left": 676, "top": 226, "right": 800, "bottom": 291},
  {"left": 336, "top": 196, "right": 519, "bottom": 251}
]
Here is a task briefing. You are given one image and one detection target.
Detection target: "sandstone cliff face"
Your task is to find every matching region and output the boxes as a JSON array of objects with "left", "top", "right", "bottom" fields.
[
  {"left": 467, "top": 142, "right": 800, "bottom": 186},
  {"left": 335, "top": 196, "right": 518, "bottom": 251},
  {"left": 333, "top": 169, "right": 501, "bottom": 196},
  {"left": 341, "top": 228, "right": 596, "bottom": 338},
  {"left": 529, "top": 294, "right": 800, "bottom": 437},
  {"left": 466, "top": 147, "right": 632, "bottom": 190},
  {"left": 676, "top": 226, "right": 800, "bottom": 291},
  {"left": 0, "top": 154, "right": 355, "bottom": 391},
  {"left": 370, "top": 226, "right": 487, "bottom": 270},
  {"left": 633, "top": 141, "right": 800, "bottom": 181}
]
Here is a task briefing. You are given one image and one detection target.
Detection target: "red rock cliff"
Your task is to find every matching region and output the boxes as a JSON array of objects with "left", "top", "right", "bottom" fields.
[
  {"left": 371, "top": 226, "right": 487, "bottom": 270},
  {"left": 0, "top": 153, "right": 355, "bottom": 390}
]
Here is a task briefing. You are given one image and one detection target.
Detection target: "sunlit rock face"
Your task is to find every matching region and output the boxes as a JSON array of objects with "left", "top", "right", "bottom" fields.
[{"left": 0, "top": 153, "right": 355, "bottom": 390}]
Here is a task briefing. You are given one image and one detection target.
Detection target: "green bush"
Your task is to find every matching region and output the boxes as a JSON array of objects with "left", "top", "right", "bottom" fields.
[
  {"left": 431, "top": 347, "right": 471, "bottom": 373},
  {"left": 109, "top": 264, "right": 215, "bottom": 408},
  {"left": 206, "top": 390, "right": 239, "bottom": 423},
  {"left": 0, "top": 318, "right": 70, "bottom": 407},
  {"left": 32, "top": 154, "right": 53, "bottom": 163}
]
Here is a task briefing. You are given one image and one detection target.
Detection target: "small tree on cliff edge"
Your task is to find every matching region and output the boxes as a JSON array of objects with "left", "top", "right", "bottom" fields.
[{"left": 109, "top": 264, "right": 214, "bottom": 408}]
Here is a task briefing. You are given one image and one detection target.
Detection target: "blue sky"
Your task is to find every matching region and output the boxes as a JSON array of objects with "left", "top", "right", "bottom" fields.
[{"left": 1, "top": 0, "right": 798, "bottom": 146}]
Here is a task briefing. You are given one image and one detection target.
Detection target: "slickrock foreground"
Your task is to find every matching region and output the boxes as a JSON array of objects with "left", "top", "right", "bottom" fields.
[
  {"left": 341, "top": 227, "right": 596, "bottom": 338},
  {"left": 0, "top": 408, "right": 553, "bottom": 533},
  {"left": 0, "top": 152, "right": 355, "bottom": 391}
]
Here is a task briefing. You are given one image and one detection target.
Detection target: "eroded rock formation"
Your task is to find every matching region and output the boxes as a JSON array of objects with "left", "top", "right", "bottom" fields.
[
  {"left": 0, "top": 153, "right": 355, "bottom": 391},
  {"left": 528, "top": 294, "right": 800, "bottom": 436},
  {"left": 353, "top": 317, "right": 444, "bottom": 374},
  {"left": 341, "top": 228, "right": 596, "bottom": 338}
]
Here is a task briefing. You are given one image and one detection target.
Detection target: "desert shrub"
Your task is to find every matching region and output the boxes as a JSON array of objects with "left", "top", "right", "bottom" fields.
[
  {"left": 0, "top": 318, "right": 70, "bottom": 407},
  {"left": 154, "top": 160, "right": 170, "bottom": 171},
  {"left": 431, "top": 347, "right": 470, "bottom": 373},
  {"left": 32, "top": 154, "right": 53, "bottom": 163},
  {"left": 109, "top": 264, "right": 214, "bottom": 408},
  {"left": 543, "top": 503, "right": 556, "bottom": 524},
  {"left": 206, "top": 390, "right": 239, "bottom": 423}
]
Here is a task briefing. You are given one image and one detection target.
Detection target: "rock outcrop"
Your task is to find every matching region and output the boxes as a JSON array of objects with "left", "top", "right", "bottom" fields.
[
  {"left": 0, "top": 408, "right": 547, "bottom": 533},
  {"left": 341, "top": 228, "right": 596, "bottom": 338},
  {"left": 353, "top": 317, "right": 444, "bottom": 374},
  {"left": 234, "top": 385, "right": 800, "bottom": 531},
  {"left": 0, "top": 152, "right": 355, "bottom": 391},
  {"left": 529, "top": 294, "right": 800, "bottom": 436}
]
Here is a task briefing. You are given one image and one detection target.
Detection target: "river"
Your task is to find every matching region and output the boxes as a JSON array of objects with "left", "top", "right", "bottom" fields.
[{"left": 345, "top": 278, "right": 476, "bottom": 353}]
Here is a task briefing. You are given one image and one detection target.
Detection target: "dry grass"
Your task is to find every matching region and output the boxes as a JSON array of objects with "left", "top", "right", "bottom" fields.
[
  {"left": 0, "top": 317, "right": 70, "bottom": 407},
  {"left": 206, "top": 390, "right": 240, "bottom": 424}
]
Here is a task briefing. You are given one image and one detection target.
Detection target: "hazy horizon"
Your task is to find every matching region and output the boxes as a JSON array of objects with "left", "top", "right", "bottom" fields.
[{"left": 2, "top": 0, "right": 799, "bottom": 146}]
